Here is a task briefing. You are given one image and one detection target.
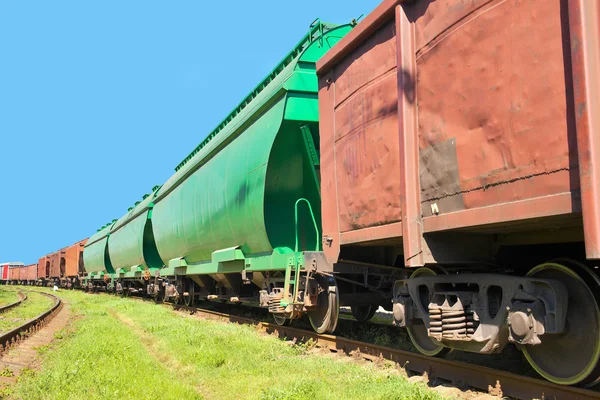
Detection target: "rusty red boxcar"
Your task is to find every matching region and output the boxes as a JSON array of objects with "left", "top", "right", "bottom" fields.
[
  {"left": 317, "top": 0, "right": 600, "bottom": 386},
  {"left": 56, "top": 239, "right": 87, "bottom": 287},
  {"left": 22, "top": 263, "right": 37, "bottom": 283},
  {"left": 37, "top": 240, "right": 87, "bottom": 287},
  {"left": 48, "top": 252, "right": 60, "bottom": 281},
  {"left": 60, "top": 239, "right": 86, "bottom": 277},
  {"left": 0, "top": 262, "right": 21, "bottom": 282},
  {"left": 37, "top": 255, "right": 49, "bottom": 281},
  {"left": 7, "top": 264, "right": 21, "bottom": 282}
]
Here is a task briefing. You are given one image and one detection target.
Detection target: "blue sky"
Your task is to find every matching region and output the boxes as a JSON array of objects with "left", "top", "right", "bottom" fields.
[{"left": 0, "top": 1, "right": 380, "bottom": 264}]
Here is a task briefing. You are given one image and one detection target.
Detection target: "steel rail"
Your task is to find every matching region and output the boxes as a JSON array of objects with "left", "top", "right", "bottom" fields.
[
  {"left": 0, "top": 292, "right": 27, "bottom": 314},
  {"left": 0, "top": 291, "right": 62, "bottom": 350},
  {"left": 169, "top": 303, "right": 600, "bottom": 400}
]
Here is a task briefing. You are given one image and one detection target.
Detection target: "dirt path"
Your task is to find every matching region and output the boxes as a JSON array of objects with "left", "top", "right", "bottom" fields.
[
  {"left": 110, "top": 310, "right": 211, "bottom": 399},
  {"left": 0, "top": 301, "right": 71, "bottom": 386}
]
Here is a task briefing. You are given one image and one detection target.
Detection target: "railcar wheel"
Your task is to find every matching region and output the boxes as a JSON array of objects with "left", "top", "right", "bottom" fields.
[
  {"left": 183, "top": 279, "right": 194, "bottom": 307},
  {"left": 406, "top": 267, "right": 451, "bottom": 357},
  {"left": 522, "top": 260, "right": 600, "bottom": 386},
  {"left": 272, "top": 313, "right": 291, "bottom": 326},
  {"left": 162, "top": 284, "right": 170, "bottom": 303},
  {"left": 153, "top": 285, "right": 161, "bottom": 303},
  {"left": 308, "top": 274, "right": 339, "bottom": 334},
  {"left": 351, "top": 304, "right": 378, "bottom": 322}
]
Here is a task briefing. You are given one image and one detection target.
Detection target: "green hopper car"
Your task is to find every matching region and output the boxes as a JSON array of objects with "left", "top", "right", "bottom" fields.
[{"left": 84, "top": 21, "right": 355, "bottom": 333}]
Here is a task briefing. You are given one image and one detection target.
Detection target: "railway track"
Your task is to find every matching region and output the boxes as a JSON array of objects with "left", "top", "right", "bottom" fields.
[
  {"left": 0, "top": 292, "right": 27, "bottom": 314},
  {"left": 165, "top": 302, "right": 600, "bottom": 400},
  {"left": 0, "top": 291, "right": 61, "bottom": 352}
]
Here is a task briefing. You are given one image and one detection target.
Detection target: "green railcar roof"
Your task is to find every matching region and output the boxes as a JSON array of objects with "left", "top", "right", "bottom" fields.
[{"left": 174, "top": 20, "right": 340, "bottom": 172}]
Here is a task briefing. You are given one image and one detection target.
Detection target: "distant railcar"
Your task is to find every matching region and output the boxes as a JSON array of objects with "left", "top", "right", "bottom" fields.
[
  {"left": 37, "top": 255, "right": 49, "bottom": 284},
  {"left": 0, "top": 262, "right": 22, "bottom": 283},
  {"left": 37, "top": 239, "right": 87, "bottom": 288},
  {"left": 6, "top": 262, "right": 23, "bottom": 283},
  {"left": 57, "top": 239, "right": 87, "bottom": 288},
  {"left": 0, "top": 263, "right": 8, "bottom": 281},
  {"left": 22, "top": 263, "right": 37, "bottom": 285}
]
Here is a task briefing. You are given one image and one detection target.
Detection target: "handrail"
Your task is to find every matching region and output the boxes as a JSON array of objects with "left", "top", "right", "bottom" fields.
[{"left": 294, "top": 198, "right": 320, "bottom": 252}]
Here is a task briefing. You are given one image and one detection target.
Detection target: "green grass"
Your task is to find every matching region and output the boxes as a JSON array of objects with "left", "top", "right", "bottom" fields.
[
  {"left": 8, "top": 290, "right": 444, "bottom": 400},
  {"left": 0, "top": 288, "right": 20, "bottom": 308},
  {"left": 0, "top": 291, "right": 53, "bottom": 334}
]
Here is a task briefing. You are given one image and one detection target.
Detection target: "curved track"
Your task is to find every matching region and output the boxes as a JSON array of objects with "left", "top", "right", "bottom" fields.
[
  {"left": 0, "top": 292, "right": 27, "bottom": 314},
  {"left": 0, "top": 291, "right": 61, "bottom": 351},
  {"left": 167, "top": 302, "right": 600, "bottom": 400}
]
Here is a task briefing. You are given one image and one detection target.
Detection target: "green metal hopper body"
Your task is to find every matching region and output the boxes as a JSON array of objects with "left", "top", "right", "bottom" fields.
[{"left": 84, "top": 22, "right": 352, "bottom": 279}]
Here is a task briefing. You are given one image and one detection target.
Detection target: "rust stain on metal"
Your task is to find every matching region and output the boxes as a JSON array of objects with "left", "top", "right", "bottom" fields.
[
  {"left": 417, "top": 0, "right": 575, "bottom": 211},
  {"left": 317, "top": 0, "right": 406, "bottom": 75},
  {"left": 330, "top": 19, "right": 402, "bottom": 234},
  {"left": 412, "top": 0, "right": 494, "bottom": 53},
  {"left": 423, "top": 192, "right": 580, "bottom": 233},
  {"left": 568, "top": 0, "right": 600, "bottom": 259},
  {"left": 318, "top": 71, "right": 341, "bottom": 263},
  {"left": 339, "top": 222, "right": 403, "bottom": 245},
  {"left": 396, "top": 4, "right": 422, "bottom": 266},
  {"left": 318, "top": 0, "right": 595, "bottom": 259}
]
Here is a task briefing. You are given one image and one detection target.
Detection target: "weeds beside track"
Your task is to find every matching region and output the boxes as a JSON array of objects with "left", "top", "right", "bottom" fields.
[
  {"left": 166, "top": 302, "right": 600, "bottom": 400},
  {"left": 10, "top": 289, "right": 443, "bottom": 400}
]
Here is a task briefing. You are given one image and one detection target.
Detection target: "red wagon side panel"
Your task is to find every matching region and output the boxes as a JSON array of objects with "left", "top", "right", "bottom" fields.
[
  {"left": 8, "top": 266, "right": 19, "bottom": 281},
  {"left": 49, "top": 252, "right": 60, "bottom": 279},
  {"left": 37, "top": 256, "right": 47, "bottom": 279},
  {"left": 63, "top": 239, "right": 87, "bottom": 277},
  {"left": 25, "top": 263, "right": 37, "bottom": 281},
  {"left": 317, "top": 0, "right": 598, "bottom": 264},
  {"left": 567, "top": 0, "right": 600, "bottom": 259}
]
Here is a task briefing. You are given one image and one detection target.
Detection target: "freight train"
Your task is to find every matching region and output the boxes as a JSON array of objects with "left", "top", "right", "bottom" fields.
[
  {"left": 37, "top": 239, "right": 87, "bottom": 288},
  {"left": 0, "top": 262, "right": 25, "bottom": 284},
  {"left": 1, "top": 240, "right": 87, "bottom": 286},
  {"left": 21, "top": 0, "right": 600, "bottom": 387},
  {"left": 0, "top": 262, "right": 40, "bottom": 285}
]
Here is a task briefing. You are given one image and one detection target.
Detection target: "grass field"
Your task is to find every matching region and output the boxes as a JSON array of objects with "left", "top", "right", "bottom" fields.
[
  {"left": 0, "top": 290, "right": 53, "bottom": 334},
  {"left": 3, "top": 289, "right": 444, "bottom": 400},
  {"left": 0, "top": 288, "right": 19, "bottom": 308}
]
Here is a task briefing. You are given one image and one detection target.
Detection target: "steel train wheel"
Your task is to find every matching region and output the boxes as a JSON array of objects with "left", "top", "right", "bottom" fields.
[
  {"left": 406, "top": 267, "right": 451, "bottom": 357},
  {"left": 162, "top": 284, "right": 169, "bottom": 303},
  {"left": 272, "top": 314, "right": 291, "bottom": 326},
  {"left": 183, "top": 279, "right": 194, "bottom": 307},
  {"left": 351, "top": 304, "right": 378, "bottom": 322},
  {"left": 307, "top": 274, "right": 339, "bottom": 334},
  {"left": 522, "top": 260, "right": 600, "bottom": 386},
  {"left": 153, "top": 285, "right": 161, "bottom": 303}
]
